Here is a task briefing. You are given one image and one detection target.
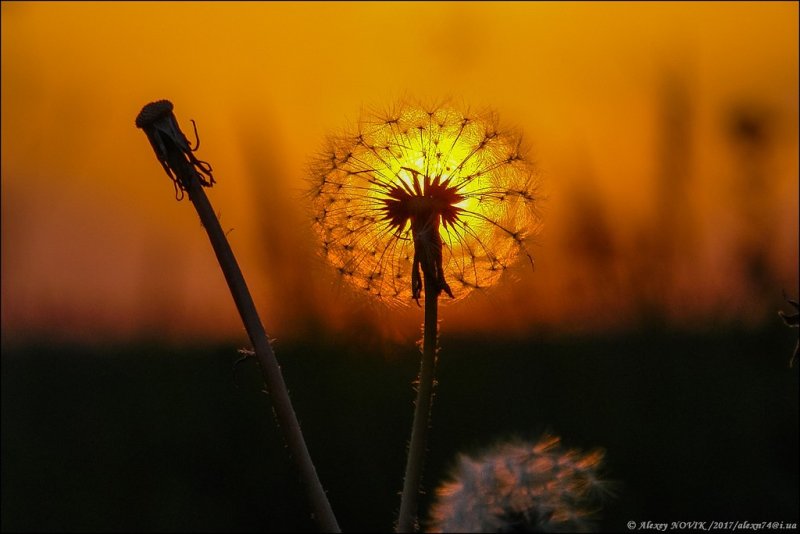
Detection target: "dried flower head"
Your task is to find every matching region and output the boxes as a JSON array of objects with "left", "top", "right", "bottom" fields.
[
  {"left": 427, "top": 436, "right": 611, "bottom": 533},
  {"left": 136, "top": 99, "right": 215, "bottom": 200},
  {"left": 309, "top": 100, "right": 540, "bottom": 305}
]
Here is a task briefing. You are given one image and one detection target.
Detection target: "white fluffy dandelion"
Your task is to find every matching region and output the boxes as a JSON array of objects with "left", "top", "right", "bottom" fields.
[
  {"left": 309, "top": 100, "right": 540, "bottom": 305},
  {"left": 428, "top": 436, "right": 612, "bottom": 533},
  {"left": 309, "top": 99, "right": 542, "bottom": 532}
]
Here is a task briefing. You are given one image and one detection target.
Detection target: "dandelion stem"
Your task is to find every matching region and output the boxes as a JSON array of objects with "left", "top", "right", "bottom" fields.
[
  {"left": 136, "top": 101, "right": 340, "bottom": 533},
  {"left": 397, "top": 272, "right": 440, "bottom": 533},
  {"left": 186, "top": 179, "right": 340, "bottom": 532}
]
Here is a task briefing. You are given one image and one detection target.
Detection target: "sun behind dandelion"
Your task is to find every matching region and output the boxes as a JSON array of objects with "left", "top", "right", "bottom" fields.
[{"left": 309, "top": 100, "right": 540, "bottom": 305}]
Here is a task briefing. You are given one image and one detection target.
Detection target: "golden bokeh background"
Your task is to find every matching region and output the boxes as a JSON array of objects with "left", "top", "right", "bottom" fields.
[{"left": 2, "top": 1, "right": 798, "bottom": 345}]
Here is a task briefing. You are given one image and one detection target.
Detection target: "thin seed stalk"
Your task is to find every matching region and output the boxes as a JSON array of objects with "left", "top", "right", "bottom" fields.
[
  {"left": 137, "top": 101, "right": 338, "bottom": 531},
  {"left": 397, "top": 270, "right": 440, "bottom": 533},
  {"left": 182, "top": 177, "right": 340, "bottom": 532}
]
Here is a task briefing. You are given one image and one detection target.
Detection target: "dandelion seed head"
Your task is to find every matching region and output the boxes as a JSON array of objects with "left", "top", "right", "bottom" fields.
[
  {"left": 427, "top": 436, "right": 612, "bottom": 533},
  {"left": 309, "top": 100, "right": 540, "bottom": 306}
]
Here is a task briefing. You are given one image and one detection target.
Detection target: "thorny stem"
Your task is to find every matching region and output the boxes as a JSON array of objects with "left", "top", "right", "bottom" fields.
[
  {"left": 397, "top": 267, "right": 440, "bottom": 533},
  {"left": 136, "top": 101, "right": 340, "bottom": 533},
  {"left": 187, "top": 181, "right": 340, "bottom": 532}
]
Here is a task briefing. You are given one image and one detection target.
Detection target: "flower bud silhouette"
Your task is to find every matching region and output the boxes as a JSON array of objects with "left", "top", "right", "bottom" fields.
[
  {"left": 427, "top": 436, "right": 611, "bottom": 533},
  {"left": 309, "top": 100, "right": 540, "bottom": 305}
]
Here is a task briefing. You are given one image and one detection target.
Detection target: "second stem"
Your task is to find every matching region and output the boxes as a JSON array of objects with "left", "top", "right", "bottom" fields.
[
  {"left": 397, "top": 272, "right": 440, "bottom": 533},
  {"left": 184, "top": 177, "right": 340, "bottom": 533}
]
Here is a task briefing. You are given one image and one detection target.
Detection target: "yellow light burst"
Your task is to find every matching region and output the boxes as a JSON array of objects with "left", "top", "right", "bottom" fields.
[{"left": 309, "top": 100, "right": 540, "bottom": 305}]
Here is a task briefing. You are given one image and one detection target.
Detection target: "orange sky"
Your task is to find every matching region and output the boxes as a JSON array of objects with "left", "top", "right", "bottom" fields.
[{"left": 2, "top": 1, "right": 798, "bottom": 345}]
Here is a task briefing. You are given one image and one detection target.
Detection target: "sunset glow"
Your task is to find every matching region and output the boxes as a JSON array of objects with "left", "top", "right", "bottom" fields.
[
  {"left": 1, "top": 2, "right": 797, "bottom": 343},
  {"left": 1, "top": 6, "right": 798, "bottom": 530}
]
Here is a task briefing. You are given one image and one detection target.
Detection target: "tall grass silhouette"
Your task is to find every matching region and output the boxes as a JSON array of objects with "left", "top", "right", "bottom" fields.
[
  {"left": 135, "top": 100, "right": 340, "bottom": 532},
  {"left": 427, "top": 436, "right": 610, "bottom": 533},
  {"left": 309, "top": 99, "right": 540, "bottom": 531}
]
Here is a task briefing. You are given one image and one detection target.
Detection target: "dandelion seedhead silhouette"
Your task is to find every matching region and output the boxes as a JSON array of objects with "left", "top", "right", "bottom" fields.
[
  {"left": 309, "top": 100, "right": 540, "bottom": 305},
  {"left": 428, "top": 436, "right": 611, "bottom": 533}
]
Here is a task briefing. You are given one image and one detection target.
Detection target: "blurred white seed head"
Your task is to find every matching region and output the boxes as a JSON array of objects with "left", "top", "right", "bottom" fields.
[
  {"left": 308, "top": 99, "right": 541, "bottom": 306},
  {"left": 427, "top": 435, "right": 612, "bottom": 533}
]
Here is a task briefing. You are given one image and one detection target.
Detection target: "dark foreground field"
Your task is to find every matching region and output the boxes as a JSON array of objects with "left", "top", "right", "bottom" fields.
[{"left": 2, "top": 324, "right": 797, "bottom": 532}]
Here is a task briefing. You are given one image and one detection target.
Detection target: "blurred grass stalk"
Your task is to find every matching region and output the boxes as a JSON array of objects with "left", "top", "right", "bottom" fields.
[{"left": 135, "top": 100, "right": 340, "bottom": 532}]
